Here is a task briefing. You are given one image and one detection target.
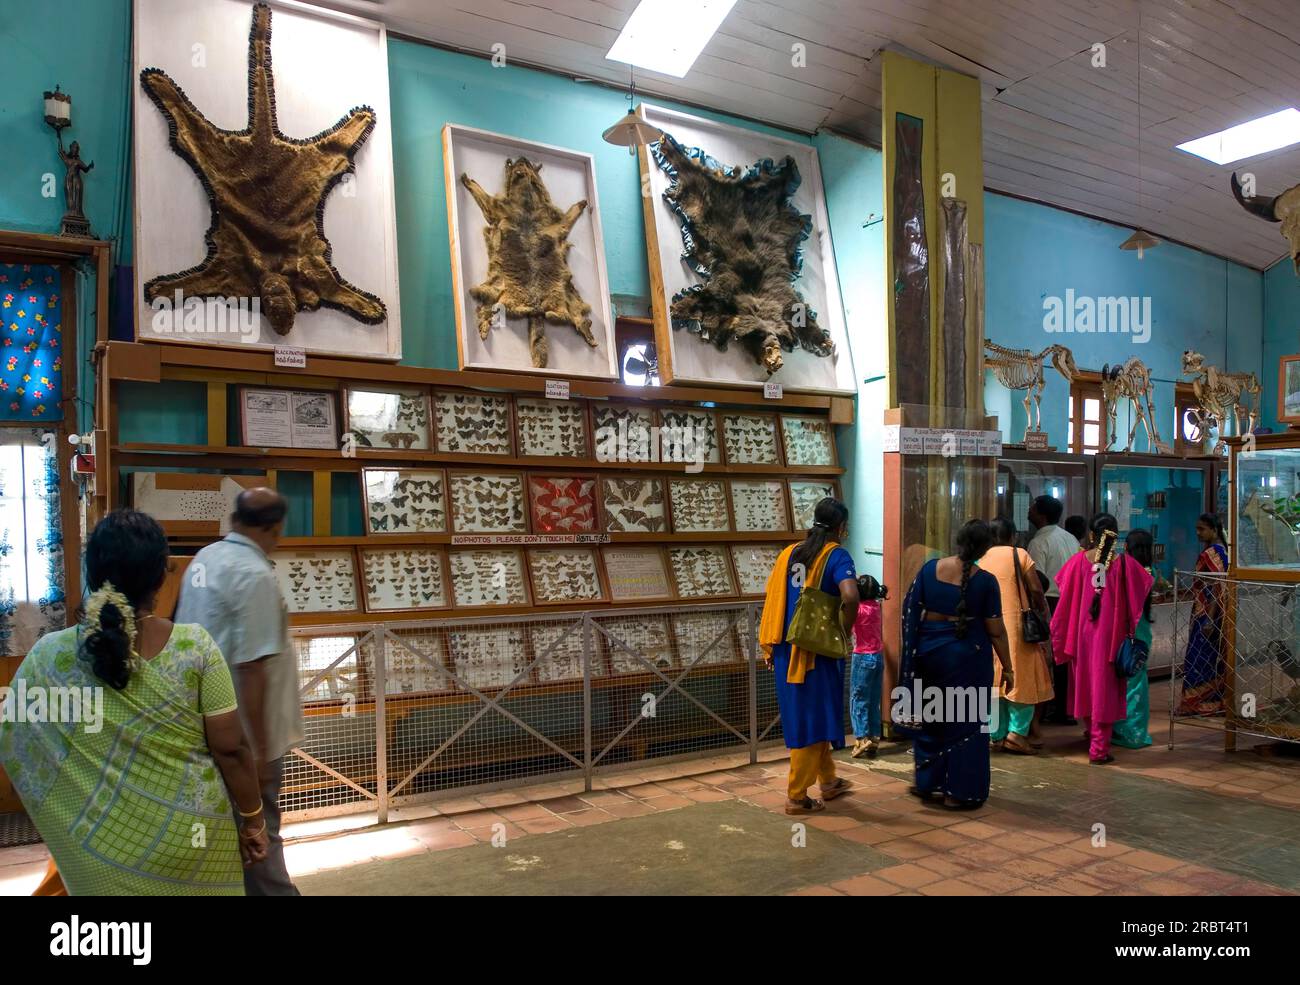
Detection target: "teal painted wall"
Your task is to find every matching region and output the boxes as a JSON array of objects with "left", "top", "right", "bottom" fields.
[
  {"left": 814, "top": 131, "right": 885, "bottom": 579},
  {"left": 982, "top": 193, "right": 1264, "bottom": 451},
  {"left": 1262, "top": 260, "right": 1300, "bottom": 430}
]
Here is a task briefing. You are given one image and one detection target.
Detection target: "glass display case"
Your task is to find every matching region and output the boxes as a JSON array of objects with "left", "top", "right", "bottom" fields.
[
  {"left": 1230, "top": 436, "right": 1300, "bottom": 578},
  {"left": 995, "top": 451, "right": 1093, "bottom": 548}
]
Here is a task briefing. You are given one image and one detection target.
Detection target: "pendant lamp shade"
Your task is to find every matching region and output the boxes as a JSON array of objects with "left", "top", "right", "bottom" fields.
[
  {"left": 603, "top": 109, "right": 662, "bottom": 154},
  {"left": 1119, "top": 228, "right": 1159, "bottom": 259}
]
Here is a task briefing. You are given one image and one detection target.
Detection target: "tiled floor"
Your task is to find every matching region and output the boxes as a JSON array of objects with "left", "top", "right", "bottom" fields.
[{"left": 3, "top": 703, "right": 1298, "bottom": 895}]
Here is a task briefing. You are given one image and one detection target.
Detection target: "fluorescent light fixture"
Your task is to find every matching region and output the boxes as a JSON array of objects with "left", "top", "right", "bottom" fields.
[
  {"left": 606, "top": 0, "right": 737, "bottom": 77},
  {"left": 1176, "top": 108, "right": 1300, "bottom": 164}
]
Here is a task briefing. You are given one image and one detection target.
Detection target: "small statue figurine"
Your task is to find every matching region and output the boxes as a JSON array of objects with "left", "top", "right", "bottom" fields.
[{"left": 57, "top": 134, "right": 94, "bottom": 237}]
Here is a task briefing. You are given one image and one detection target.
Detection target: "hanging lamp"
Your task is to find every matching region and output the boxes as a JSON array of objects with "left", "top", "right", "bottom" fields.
[{"left": 602, "top": 66, "right": 662, "bottom": 155}]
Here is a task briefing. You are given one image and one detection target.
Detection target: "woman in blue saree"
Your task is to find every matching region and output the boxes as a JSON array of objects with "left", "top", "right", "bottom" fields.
[
  {"left": 1178, "top": 513, "right": 1229, "bottom": 716},
  {"left": 900, "top": 520, "right": 1013, "bottom": 809}
]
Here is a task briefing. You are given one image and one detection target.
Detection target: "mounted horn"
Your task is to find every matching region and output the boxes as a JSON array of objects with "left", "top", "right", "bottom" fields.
[{"left": 1231, "top": 172, "right": 1279, "bottom": 222}]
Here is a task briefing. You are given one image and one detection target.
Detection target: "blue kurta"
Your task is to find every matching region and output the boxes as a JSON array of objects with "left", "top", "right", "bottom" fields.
[{"left": 770, "top": 546, "right": 856, "bottom": 749}]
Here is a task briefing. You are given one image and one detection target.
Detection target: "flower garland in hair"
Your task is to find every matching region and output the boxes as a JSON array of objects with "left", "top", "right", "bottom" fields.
[{"left": 83, "top": 582, "right": 141, "bottom": 669}]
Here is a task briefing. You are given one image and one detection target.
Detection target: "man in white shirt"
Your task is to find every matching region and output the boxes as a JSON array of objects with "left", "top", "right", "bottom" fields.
[
  {"left": 1026, "top": 495, "right": 1082, "bottom": 725},
  {"left": 177, "top": 488, "right": 302, "bottom": 896}
]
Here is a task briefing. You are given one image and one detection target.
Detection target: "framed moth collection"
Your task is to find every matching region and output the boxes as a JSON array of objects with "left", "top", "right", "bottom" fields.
[
  {"left": 667, "top": 545, "right": 736, "bottom": 598},
  {"left": 529, "top": 622, "right": 593, "bottom": 683},
  {"left": 788, "top": 479, "right": 841, "bottom": 532},
  {"left": 448, "top": 471, "right": 527, "bottom": 533},
  {"left": 730, "top": 543, "right": 788, "bottom": 596},
  {"left": 780, "top": 414, "right": 837, "bottom": 466},
  {"left": 293, "top": 634, "right": 364, "bottom": 702},
  {"left": 433, "top": 390, "right": 513, "bottom": 455},
  {"left": 345, "top": 387, "right": 431, "bottom": 451},
  {"left": 130, "top": 471, "right": 265, "bottom": 537},
  {"left": 668, "top": 478, "right": 731, "bottom": 533},
  {"left": 601, "top": 476, "right": 668, "bottom": 533},
  {"left": 361, "top": 547, "right": 449, "bottom": 612},
  {"left": 363, "top": 469, "right": 447, "bottom": 535},
  {"left": 729, "top": 479, "right": 789, "bottom": 532},
  {"left": 601, "top": 545, "right": 674, "bottom": 602},
  {"left": 659, "top": 408, "right": 721, "bottom": 466},
  {"left": 527, "top": 547, "right": 606, "bottom": 605},
  {"left": 722, "top": 413, "right": 781, "bottom": 466},
  {"left": 382, "top": 628, "right": 453, "bottom": 694},
  {"left": 516, "top": 397, "right": 588, "bottom": 457},
  {"left": 591, "top": 402, "right": 656, "bottom": 460},
  {"left": 270, "top": 549, "right": 359, "bottom": 614},
  {"left": 599, "top": 615, "right": 674, "bottom": 675},
  {"left": 673, "top": 612, "right": 742, "bottom": 666},
  {"left": 448, "top": 549, "right": 530, "bottom": 607},
  {"left": 447, "top": 626, "right": 528, "bottom": 691},
  {"left": 527, "top": 474, "right": 600, "bottom": 533}
]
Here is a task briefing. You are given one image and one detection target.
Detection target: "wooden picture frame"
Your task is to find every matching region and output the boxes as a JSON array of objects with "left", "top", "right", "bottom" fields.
[
  {"left": 721, "top": 411, "right": 784, "bottom": 466},
  {"left": 444, "top": 123, "right": 618, "bottom": 381},
  {"left": 668, "top": 476, "right": 732, "bottom": 533},
  {"left": 728, "top": 478, "right": 790, "bottom": 533},
  {"left": 382, "top": 627, "right": 455, "bottom": 696},
  {"left": 130, "top": 471, "right": 265, "bottom": 537},
  {"left": 600, "top": 613, "right": 675, "bottom": 675},
  {"left": 238, "top": 385, "right": 339, "bottom": 450},
  {"left": 601, "top": 544, "right": 676, "bottom": 602},
  {"left": 600, "top": 474, "right": 670, "bottom": 534},
  {"left": 344, "top": 385, "right": 432, "bottom": 452},
  {"left": 729, "top": 543, "right": 790, "bottom": 597},
  {"left": 447, "top": 547, "right": 532, "bottom": 608},
  {"left": 666, "top": 545, "right": 737, "bottom": 599},
  {"left": 779, "top": 413, "right": 839, "bottom": 467},
  {"left": 672, "top": 610, "right": 744, "bottom": 666},
  {"left": 787, "top": 478, "right": 842, "bottom": 532},
  {"left": 359, "top": 546, "right": 451, "bottom": 613},
  {"left": 514, "top": 396, "right": 591, "bottom": 458},
  {"left": 269, "top": 548, "right": 360, "bottom": 615},
  {"left": 361, "top": 467, "right": 448, "bottom": 535},
  {"left": 636, "top": 103, "right": 854, "bottom": 395},
  {"left": 1279, "top": 355, "right": 1300, "bottom": 425},
  {"left": 529, "top": 621, "right": 596, "bottom": 684},
  {"left": 525, "top": 546, "right": 609, "bottom": 606},
  {"left": 446, "top": 469, "right": 528, "bottom": 533},
  {"left": 431, "top": 388, "right": 515, "bottom": 456},
  {"left": 446, "top": 624, "right": 530, "bottom": 692},
  {"left": 526, "top": 473, "right": 603, "bottom": 533},
  {"left": 591, "top": 401, "right": 658, "bottom": 463},
  {"left": 658, "top": 406, "right": 722, "bottom": 466}
]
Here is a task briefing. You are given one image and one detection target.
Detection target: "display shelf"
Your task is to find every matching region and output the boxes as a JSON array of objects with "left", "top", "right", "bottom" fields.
[{"left": 1228, "top": 433, "right": 1300, "bottom": 582}]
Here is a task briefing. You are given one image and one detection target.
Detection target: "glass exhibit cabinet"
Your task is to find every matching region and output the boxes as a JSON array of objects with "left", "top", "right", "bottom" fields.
[{"left": 995, "top": 450, "right": 1093, "bottom": 548}]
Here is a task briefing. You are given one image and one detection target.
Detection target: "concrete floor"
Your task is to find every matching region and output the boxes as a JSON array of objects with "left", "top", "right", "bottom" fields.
[{"left": 3, "top": 700, "right": 1299, "bottom": 896}]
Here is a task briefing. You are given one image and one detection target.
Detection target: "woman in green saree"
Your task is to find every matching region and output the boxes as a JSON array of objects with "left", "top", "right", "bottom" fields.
[
  {"left": 0, "top": 510, "right": 268, "bottom": 895},
  {"left": 1112, "top": 528, "right": 1155, "bottom": 749}
]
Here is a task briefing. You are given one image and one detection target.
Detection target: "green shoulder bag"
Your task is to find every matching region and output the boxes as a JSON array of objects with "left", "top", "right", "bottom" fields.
[{"left": 784, "top": 546, "right": 849, "bottom": 659}]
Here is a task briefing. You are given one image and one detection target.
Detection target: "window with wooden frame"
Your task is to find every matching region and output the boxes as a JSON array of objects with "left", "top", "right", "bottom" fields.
[
  {"left": 1067, "top": 374, "right": 1106, "bottom": 455},
  {"left": 1173, "top": 383, "right": 1203, "bottom": 456}
]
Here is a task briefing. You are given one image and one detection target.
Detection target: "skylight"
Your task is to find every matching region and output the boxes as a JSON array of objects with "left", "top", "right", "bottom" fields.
[
  {"left": 606, "top": 0, "right": 738, "bottom": 78},
  {"left": 1176, "top": 108, "right": 1300, "bottom": 165}
]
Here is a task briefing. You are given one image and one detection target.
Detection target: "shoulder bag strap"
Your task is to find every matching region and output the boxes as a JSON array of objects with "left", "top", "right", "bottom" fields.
[{"left": 1013, "top": 548, "right": 1032, "bottom": 614}]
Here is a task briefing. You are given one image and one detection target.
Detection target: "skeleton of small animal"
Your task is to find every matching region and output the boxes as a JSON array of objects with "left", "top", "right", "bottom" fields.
[
  {"left": 1232, "top": 172, "right": 1300, "bottom": 275},
  {"left": 460, "top": 158, "right": 595, "bottom": 368},
  {"left": 1181, "top": 349, "right": 1260, "bottom": 454},
  {"left": 1100, "top": 358, "right": 1171, "bottom": 454},
  {"left": 984, "top": 339, "right": 1078, "bottom": 441}
]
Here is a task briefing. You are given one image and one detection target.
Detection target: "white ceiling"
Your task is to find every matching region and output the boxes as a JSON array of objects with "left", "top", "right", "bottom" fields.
[{"left": 320, "top": 0, "right": 1300, "bottom": 271}]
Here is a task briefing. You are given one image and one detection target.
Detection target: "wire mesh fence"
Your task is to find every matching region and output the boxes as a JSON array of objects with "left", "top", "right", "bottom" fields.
[
  {"left": 1169, "top": 570, "right": 1300, "bottom": 747},
  {"left": 283, "top": 602, "right": 789, "bottom": 820}
]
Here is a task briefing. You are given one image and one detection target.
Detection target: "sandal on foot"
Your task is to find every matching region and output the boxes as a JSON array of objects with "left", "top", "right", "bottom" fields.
[
  {"left": 865, "top": 740, "right": 879, "bottom": 760},
  {"left": 785, "top": 796, "right": 825, "bottom": 815},
  {"left": 908, "top": 786, "right": 941, "bottom": 802},
  {"left": 1003, "top": 734, "right": 1038, "bottom": 756},
  {"left": 1090, "top": 754, "right": 1115, "bottom": 765},
  {"left": 819, "top": 777, "right": 852, "bottom": 801},
  {"left": 851, "top": 739, "right": 870, "bottom": 759},
  {"left": 941, "top": 796, "right": 984, "bottom": 811}
]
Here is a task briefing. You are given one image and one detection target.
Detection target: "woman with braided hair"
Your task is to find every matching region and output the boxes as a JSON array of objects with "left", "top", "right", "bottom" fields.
[
  {"left": 1049, "top": 513, "right": 1153, "bottom": 764},
  {"left": 899, "top": 519, "right": 1012, "bottom": 810},
  {"left": 0, "top": 509, "right": 267, "bottom": 894}
]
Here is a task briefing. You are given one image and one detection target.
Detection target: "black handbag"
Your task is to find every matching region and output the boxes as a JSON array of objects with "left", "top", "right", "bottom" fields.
[
  {"left": 1114, "top": 553, "right": 1150, "bottom": 679},
  {"left": 1014, "top": 548, "right": 1050, "bottom": 644}
]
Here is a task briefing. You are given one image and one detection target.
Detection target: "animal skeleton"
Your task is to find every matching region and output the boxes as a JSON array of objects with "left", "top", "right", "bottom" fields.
[
  {"left": 460, "top": 158, "right": 595, "bottom": 368},
  {"left": 1232, "top": 172, "right": 1300, "bottom": 274},
  {"left": 1100, "top": 358, "right": 1171, "bottom": 454},
  {"left": 1181, "top": 350, "right": 1260, "bottom": 454},
  {"left": 983, "top": 340, "right": 1078, "bottom": 441}
]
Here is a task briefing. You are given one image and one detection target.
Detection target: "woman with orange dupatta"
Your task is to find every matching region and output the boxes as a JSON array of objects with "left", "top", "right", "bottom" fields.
[{"left": 759, "top": 499, "right": 859, "bottom": 816}]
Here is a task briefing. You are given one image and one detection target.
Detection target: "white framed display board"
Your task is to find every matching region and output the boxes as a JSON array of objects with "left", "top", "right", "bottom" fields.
[
  {"left": 636, "top": 103, "right": 855, "bottom": 395},
  {"left": 443, "top": 123, "right": 618, "bottom": 381},
  {"left": 132, "top": 0, "right": 402, "bottom": 360}
]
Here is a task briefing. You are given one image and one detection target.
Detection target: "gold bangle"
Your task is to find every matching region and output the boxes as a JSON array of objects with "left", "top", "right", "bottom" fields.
[
  {"left": 238, "top": 803, "right": 263, "bottom": 818},
  {"left": 241, "top": 821, "right": 267, "bottom": 839}
]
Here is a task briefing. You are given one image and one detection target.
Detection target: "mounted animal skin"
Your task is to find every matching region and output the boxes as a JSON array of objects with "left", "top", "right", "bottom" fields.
[
  {"left": 460, "top": 158, "right": 595, "bottom": 369},
  {"left": 139, "top": 2, "right": 386, "bottom": 336},
  {"left": 1232, "top": 172, "right": 1300, "bottom": 274},
  {"left": 650, "top": 132, "right": 834, "bottom": 376}
]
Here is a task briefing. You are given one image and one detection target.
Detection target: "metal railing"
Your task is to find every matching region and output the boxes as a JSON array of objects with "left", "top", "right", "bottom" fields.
[
  {"left": 283, "top": 602, "right": 785, "bottom": 821},
  {"left": 1169, "top": 570, "right": 1300, "bottom": 749}
]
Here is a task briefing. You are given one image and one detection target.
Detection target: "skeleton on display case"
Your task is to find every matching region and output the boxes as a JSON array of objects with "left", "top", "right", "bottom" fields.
[
  {"left": 984, "top": 339, "right": 1078, "bottom": 443},
  {"left": 1100, "top": 357, "right": 1172, "bottom": 454},
  {"left": 1181, "top": 350, "right": 1261, "bottom": 454}
]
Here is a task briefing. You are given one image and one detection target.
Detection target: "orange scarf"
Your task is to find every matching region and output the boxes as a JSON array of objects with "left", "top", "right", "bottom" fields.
[{"left": 758, "top": 542, "right": 839, "bottom": 684}]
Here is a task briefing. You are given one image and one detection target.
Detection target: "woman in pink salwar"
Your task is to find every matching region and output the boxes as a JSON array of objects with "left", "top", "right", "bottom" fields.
[{"left": 1049, "top": 513, "right": 1153, "bottom": 764}]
